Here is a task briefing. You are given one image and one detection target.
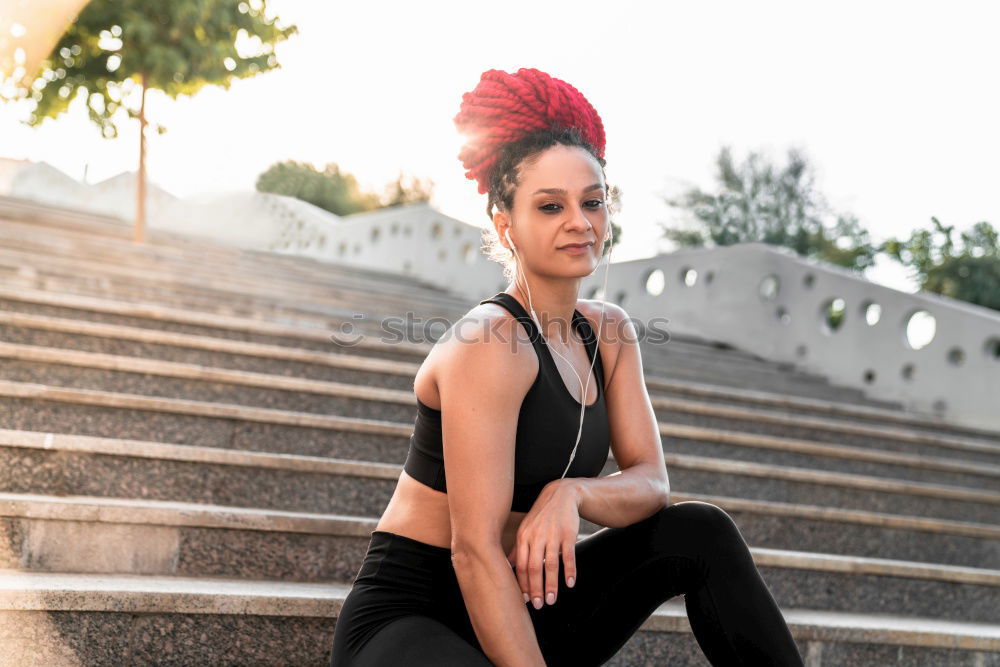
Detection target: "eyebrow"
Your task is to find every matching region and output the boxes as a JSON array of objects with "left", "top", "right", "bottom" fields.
[{"left": 531, "top": 183, "right": 605, "bottom": 196}]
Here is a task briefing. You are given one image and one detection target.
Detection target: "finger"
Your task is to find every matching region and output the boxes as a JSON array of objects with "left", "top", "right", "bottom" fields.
[
  {"left": 545, "top": 543, "right": 560, "bottom": 605},
  {"left": 562, "top": 537, "right": 577, "bottom": 589},
  {"left": 528, "top": 540, "right": 544, "bottom": 610},
  {"left": 514, "top": 539, "right": 530, "bottom": 602}
]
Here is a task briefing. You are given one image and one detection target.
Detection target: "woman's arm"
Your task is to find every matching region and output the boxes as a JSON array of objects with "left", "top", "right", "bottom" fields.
[
  {"left": 573, "top": 301, "right": 670, "bottom": 528},
  {"left": 441, "top": 311, "right": 547, "bottom": 667}
]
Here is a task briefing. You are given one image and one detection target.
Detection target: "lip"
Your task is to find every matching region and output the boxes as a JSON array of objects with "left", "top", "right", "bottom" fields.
[{"left": 558, "top": 242, "right": 593, "bottom": 256}]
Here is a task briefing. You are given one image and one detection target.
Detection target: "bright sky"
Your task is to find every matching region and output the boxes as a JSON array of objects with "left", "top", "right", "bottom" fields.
[{"left": 4, "top": 0, "right": 999, "bottom": 292}]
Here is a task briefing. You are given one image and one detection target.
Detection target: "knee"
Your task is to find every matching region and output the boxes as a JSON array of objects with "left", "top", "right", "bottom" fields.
[{"left": 649, "top": 501, "right": 746, "bottom": 550}]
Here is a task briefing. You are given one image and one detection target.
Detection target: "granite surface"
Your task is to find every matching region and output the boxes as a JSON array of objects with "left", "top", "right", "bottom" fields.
[
  {"left": 665, "top": 434, "right": 998, "bottom": 492},
  {"left": 0, "top": 447, "right": 398, "bottom": 515},
  {"left": 0, "top": 323, "right": 414, "bottom": 390}
]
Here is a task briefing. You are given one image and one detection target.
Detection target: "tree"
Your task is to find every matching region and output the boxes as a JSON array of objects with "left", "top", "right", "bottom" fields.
[
  {"left": 882, "top": 218, "right": 1000, "bottom": 311},
  {"left": 256, "top": 160, "right": 383, "bottom": 216},
  {"left": 660, "top": 146, "right": 877, "bottom": 272},
  {"left": 17, "top": 0, "right": 297, "bottom": 242},
  {"left": 381, "top": 171, "right": 434, "bottom": 207}
]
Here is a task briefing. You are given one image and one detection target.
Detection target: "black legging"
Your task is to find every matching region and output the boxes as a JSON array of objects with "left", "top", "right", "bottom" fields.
[{"left": 330, "top": 500, "right": 804, "bottom": 666}]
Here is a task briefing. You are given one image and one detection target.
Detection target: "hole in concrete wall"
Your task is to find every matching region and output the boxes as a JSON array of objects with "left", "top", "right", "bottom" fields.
[
  {"left": 863, "top": 369, "right": 876, "bottom": 384},
  {"left": 644, "top": 269, "right": 665, "bottom": 296},
  {"left": 454, "top": 225, "right": 461, "bottom": 237},
  {"left": 759, "top": 274, "right": 780, "bottom": 300},
  {"left": 391, "top": 222, "right": 399, "bottom": 235},
  {"left": 431, "top": 222, "right": 442, "bottom": 239},
  {"left": 615, "top": 290, "right": 627, "bottom": 305},
  {"left": 932, "top": 398, "right": 947, "bottom": 413},
  {"left": 984, "top": 337, "right": 1000, "bottom": 361},
  {"left": 371, "top": 227, "right": 381, "bottom": 243},
  {"left": 462, "top": 242, "right": 476, "bottom": 264},
  {"left": 704, "top": 270, "right": 715, "bottom": 285},
  {"left": 795, "top": 344, "right": 807, "bottom": 358},
  {"left": 438, "top": 248, "right": 447, "bottom": 261},
  {"left": 803, "top": 273, "right": 815, "bottom": 289},
  {"left": 904, "top": 310, "right": 936, "bottom": 350},
  {"left": 681, "top": 267, "right": 697, "bottom": 287},
  {"left": 338, "top": 241, "right": 347, "bottom": 256},
  {"left": 901, "top": 363, "right": 915, "bottom": 381},
  {"left": 590, "top": 286, "right": 606, "bottom": 299},
  {"left": 820, "top": 297, "right": 846, "bottom": 333},
  {"left": 776, "top": 306, "right": 791, "bottom": 325},
  {"left": 947, "top": 347, "right": 965, "bottom": 366},
  {"left": 861, "top": 301, "right": 881, "bottom": 326}
]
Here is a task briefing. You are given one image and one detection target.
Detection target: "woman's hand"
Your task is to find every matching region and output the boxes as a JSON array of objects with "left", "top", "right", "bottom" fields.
[{"left": 506, "top": 478, "right": 581, "bottom": 610}]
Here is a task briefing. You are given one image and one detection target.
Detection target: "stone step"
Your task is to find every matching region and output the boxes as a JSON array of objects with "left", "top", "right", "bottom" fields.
[
  {"left": 0, "top": 310, "right": 418, "bottom": 391},
  {"left": 0, "top": 268, "right": 447, "bottom": 347},
  {"left": 0, "top": 233, "right": 876, "bottom": 386},
  {"left": 6, "top": 307, "right": 985, "bottom": 450},
  {"left": 1, "top": 493, "right": 998, "bottom": 626},
  {"left": 1, "top": 429, "right": 997, "bottom": 569},
  {"left": 645, "top": 375, "right": 999, "bottom": 444},
  {"left": 0, "top": 270, "right": 835, "bottom": 399},
  {"left": 0, "top": 285, "right": 426, "bottom": 363},
  {"left": 9, "top": 231, "right": 788, "bottom": 374},
  {"left": 3, "top": 423, "right": 997, "bottom": 524},
  {"left": 0, "top": 206, "right": 457, "bottom": 301},
  {"left": 2, "top": 377, "right": 997, "bottom": 494},
  {"left": 0, "top": 570, "right": 997, "bottom": 665},
  {"left": 0, "top": 237, "right": 463, "bottom": 322},
  {"left": 3, "top": 341, "right": 998, "bottom": 469},
  {"left": 0, "top": 286, "right": 924, "bottom": 414},
  {"left": 0, "top": 292, "right": 850, "bottom": 408}
]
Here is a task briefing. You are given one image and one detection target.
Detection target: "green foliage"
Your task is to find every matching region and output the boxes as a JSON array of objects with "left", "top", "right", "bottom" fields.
[
  {"left": 256, "top": 161, "right": 383, "bottom": 216},
  {"left": 660, "top": 146, "right": 877, "bottom": 272},
  {"left": 882, "top": 218, "right": 1000, "bottom": 311},
  {"left": 20, "top": 0, "right": 297, "bottom": 138},
  {"left": 382, "top": 171, "right": 434, "bottom": 207}
]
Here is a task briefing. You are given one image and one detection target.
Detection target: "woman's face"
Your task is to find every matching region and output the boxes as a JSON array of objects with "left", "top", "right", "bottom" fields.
[{"left": 499, "top": 144, "right": 609, "bottom": 280}]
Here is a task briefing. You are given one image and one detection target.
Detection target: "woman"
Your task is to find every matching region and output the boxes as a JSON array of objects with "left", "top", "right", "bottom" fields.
[{"left": 330, "top": 67, "right": 804, "bottom": 666}]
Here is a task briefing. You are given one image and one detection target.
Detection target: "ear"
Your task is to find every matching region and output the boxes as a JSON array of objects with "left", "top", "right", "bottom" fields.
[{"left": 493, "top": 209, "right": 513, "bottom": 249}]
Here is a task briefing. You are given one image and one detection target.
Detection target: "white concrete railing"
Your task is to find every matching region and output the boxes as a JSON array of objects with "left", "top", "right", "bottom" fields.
[
  {"left": 298, "top": 201, "right": 507, "bottom": 299},
  {"left": 576, "top": 242, "right": 1000, "bottom": 432}
]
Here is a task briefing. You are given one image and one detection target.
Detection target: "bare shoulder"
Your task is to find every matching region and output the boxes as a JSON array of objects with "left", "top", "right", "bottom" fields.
[
  {"left": 575, "top": 299, "right": 634, "bottom": 385},
  {"left": 415, "top": 301, "right": 538, "bottom": 408}
]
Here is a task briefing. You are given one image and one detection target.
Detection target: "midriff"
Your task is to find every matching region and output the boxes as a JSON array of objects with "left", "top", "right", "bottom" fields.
[{"left": 375, "top": 469, "right": 528, "bottom": 554}]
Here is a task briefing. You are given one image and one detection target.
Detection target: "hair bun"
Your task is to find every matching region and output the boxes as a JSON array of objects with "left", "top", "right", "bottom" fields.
[{"left": 453, "top": 67, "right": 606, "bottom": 195}]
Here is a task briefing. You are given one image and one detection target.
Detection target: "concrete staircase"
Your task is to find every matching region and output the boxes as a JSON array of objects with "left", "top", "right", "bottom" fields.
[{"left": 1, "top": 195, "right": 998, "bottom": 665}]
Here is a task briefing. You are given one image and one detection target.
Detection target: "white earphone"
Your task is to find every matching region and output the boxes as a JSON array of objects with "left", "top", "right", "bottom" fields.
[{"left": 503, "top": 206, "right": 614, "bottom": 478}]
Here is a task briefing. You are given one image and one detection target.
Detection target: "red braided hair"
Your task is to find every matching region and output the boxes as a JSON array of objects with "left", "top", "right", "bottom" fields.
[{"left": 453, "top": 67, "right": 606, "bottom": 195}]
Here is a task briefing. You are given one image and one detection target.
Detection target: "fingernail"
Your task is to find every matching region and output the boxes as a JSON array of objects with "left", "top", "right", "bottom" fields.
[
  {"left": 532, "top": 597, "right": 542, "bottom": 609},
  {"left": 568, "top": 577, "right": 575, "bottom": 588},
  {"left": 546, "top": 592, "right": 555, "bottom": 605},
  {"left": 523, "top": 593, "right": 530, "bottom": 603}
]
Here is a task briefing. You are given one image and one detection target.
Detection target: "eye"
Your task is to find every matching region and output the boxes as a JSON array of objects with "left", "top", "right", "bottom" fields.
[{"left": 538, "top": 200, "right": 605, "bottom": 213}]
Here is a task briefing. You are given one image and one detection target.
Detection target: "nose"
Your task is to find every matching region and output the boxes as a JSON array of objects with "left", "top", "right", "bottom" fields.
[{"left": 565, "top": 202, "right": 595, "bottom": 234}]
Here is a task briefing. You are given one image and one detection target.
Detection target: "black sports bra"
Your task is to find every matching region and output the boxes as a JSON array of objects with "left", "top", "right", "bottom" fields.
[{"left": 402, "top": 292, "right": 611, "bottom": 512}]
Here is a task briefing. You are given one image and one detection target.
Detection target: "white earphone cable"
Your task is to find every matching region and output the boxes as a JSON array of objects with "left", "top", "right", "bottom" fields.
[{"left": 506, "top": 203, "right": 614, "bottom": 478}]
